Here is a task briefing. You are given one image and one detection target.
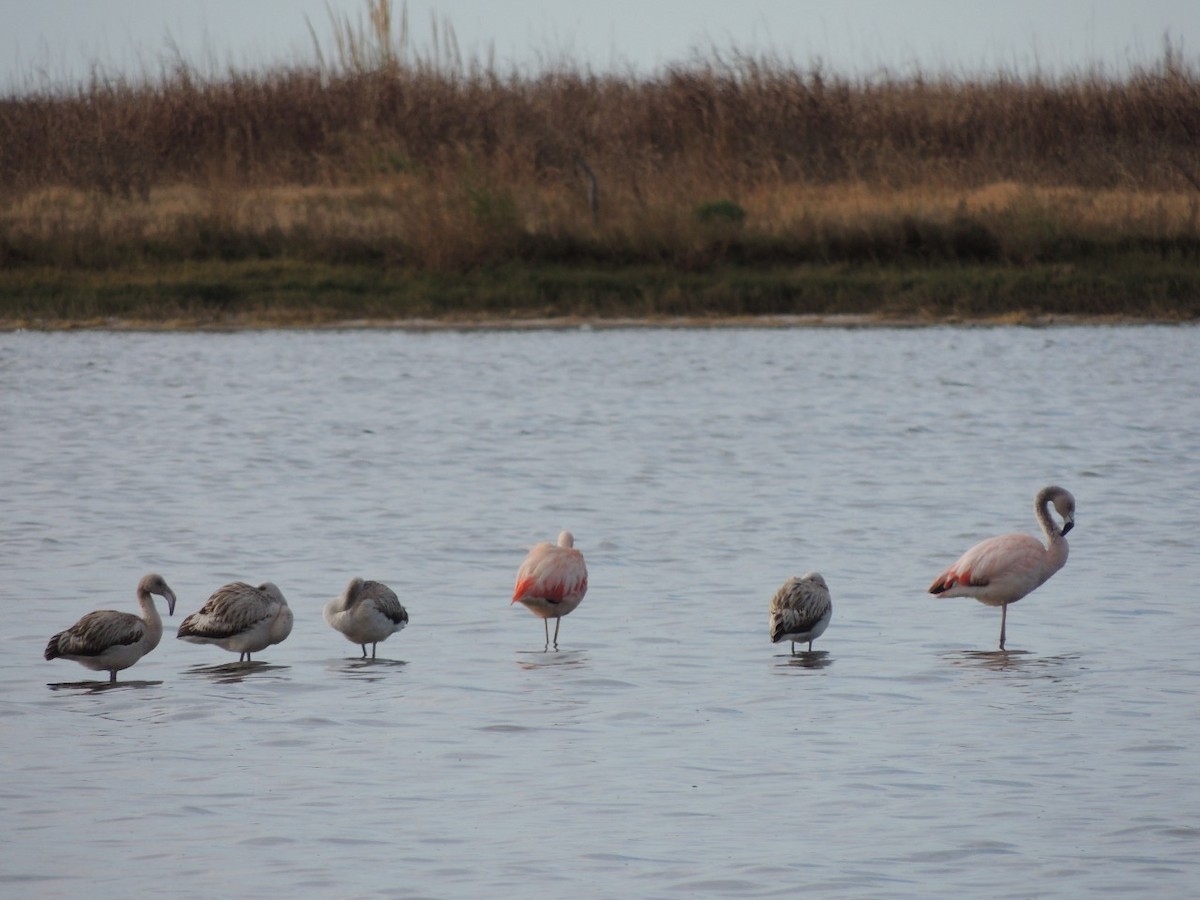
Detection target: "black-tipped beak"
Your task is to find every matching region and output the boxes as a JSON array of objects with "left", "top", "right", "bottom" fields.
[
  {"left": 166, "top": 592, "right": 177, "bottom": 616},
  {"left": 1061, "top": 520, "right": 1075, "bottom": 536}
]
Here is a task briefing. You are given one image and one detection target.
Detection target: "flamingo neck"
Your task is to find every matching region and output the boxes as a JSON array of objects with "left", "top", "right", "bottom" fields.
[
  {"left": 1035, "top": 494, "right": 1070, "bottom": 573},
  {"left": 137, "top": 589, "right": 164, "bottom": 641}
]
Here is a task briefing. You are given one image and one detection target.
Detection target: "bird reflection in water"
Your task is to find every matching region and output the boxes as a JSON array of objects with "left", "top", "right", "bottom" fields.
[
  {"left": 328, "top": 657, "right": 408, "bottom": 682},
  {"left": 949, "top": 649, "right": 1082, "bottom": 676},
  {"left": 773, "top": 650, "right": 834, "bottom": 672},
  {"left": 47, "top": 679, "right": 164, "bottom": 692},
  {"left": 516, "top": 649, "right": 589, "bottom": 671},
  {"left": 183, "top": 660, "right": 291, "bottom": 684}
]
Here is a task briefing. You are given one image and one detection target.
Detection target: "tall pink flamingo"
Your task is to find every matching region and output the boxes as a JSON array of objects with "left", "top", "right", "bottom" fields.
[
  {"left": 929, "top": 485, "right": 1075, "bottom": 650},
  {"left": 512, "top": 531, "right": 588, "bottom": 650}
]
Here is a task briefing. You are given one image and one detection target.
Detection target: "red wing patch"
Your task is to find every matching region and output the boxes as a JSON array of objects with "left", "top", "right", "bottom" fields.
[
  {"left": 930, "top": 567, "right": 988, "bottom": 593},
  {"left": 513, "top": 577, "right": 568, "bottom": 603},
  {"left": 512, "top": 577, "right": 534, "bottom": 603}
]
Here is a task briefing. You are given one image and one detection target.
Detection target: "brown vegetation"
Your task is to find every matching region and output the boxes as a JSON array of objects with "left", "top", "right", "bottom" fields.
[{"left": 1, "top": 1, "right": 1198, "bottom": 323}]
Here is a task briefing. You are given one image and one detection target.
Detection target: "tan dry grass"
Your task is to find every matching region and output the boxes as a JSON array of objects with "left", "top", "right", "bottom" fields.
[
  {"left": 1, "top": 1, "right": 1199, "bottom": 278},
  {"left": 3, "top": 179, "right": 1197, "bottom": 272}
]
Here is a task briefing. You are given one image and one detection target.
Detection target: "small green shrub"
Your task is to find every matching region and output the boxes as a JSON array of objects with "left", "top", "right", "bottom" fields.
[{"left": 696, "top": 200, "right": 747, "bottom": 225}]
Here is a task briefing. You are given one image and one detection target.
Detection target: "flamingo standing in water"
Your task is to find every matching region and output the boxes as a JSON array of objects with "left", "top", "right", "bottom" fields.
[
  {"left": 929, "top": 485, "right": 1075, "bottom": 650},
  {"left": 44, "top": 573, "right": 177, "bottom": 683},
  {"left": 324, "top": 577, "right": 409, "bottom": 659},
  {"left": 512, "top": 531, "right": 588, "bottom": 650},
  {"left": 769, "top": 572, "right": 833, "bottom": 654},
  {"left": 177, "top": 581, "right": 293, "bottom": 662}
]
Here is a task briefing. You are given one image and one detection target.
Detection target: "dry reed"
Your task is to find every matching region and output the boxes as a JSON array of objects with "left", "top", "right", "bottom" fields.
[{"left": 1, "top": 1, "right": 1198, "bottom": 321}]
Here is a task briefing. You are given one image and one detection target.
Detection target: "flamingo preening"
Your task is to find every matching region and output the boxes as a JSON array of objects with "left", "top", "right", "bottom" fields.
[
  {"left": 177, "top": 581, "right": 293, "bottom": 662},
  {"left": 512, "top": 531, "right": 588, "bottom": 650},
  {"left": 324, "top": 577, "right": 409, "bottom": 659},
  {"left": 929, "top": 485, "right": 1075, "bottom": 651},
  {"left": 769, "top": 572, "right": 833, "bottom": 654}
]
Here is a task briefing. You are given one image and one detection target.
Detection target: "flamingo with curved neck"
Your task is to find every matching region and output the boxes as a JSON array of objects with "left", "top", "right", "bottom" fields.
[
  {"left": 45, "top": 573, "right": 177, "bottom": 682},
  {"left": 929, "top": 486, "right": 1075, "bottom": 650}
]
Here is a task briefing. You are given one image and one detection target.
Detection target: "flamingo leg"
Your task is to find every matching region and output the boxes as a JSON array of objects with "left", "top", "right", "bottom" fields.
[
  {"left": 552, "top": 617, "right": 561, "bottom": 651},
  {"left": 360, "top": 644, "right": 368, "bottom": 658},
  {"left": 999, "top": 603, "right": 1008, "bottom": 651},
  {"left": 371, "top": 643, "right": 378, "bottom": 660},
  {"left": 543, "top": 618, "right": 550, "bottom": 652},
  {"left": 109, "top": 671, "right": 117, "bottom": 683},
  {"left": 790, "top": 641, "right": 796, "bottom": 655}
]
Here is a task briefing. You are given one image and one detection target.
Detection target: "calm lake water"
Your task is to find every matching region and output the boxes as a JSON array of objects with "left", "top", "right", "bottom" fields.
[{"left": 1, "top": 324, "right": 1198, "bottom": 898}]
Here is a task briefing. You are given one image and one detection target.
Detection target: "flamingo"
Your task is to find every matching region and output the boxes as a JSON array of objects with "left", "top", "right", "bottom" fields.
[
  {"left": 929, "top": 485, "right": 1075, "bottom": 650},
  {"left": 44, "top": 573, "right": 177, "bottom": 683},
  {"left": 177, "top": 581, "right": 293, "bottom": 662},
  {"left": 324, "top": 577, "right": 409, "bottom": 659},
  {"left": 512, "top": 531, "right": 588, "bottom": 650},
  {"left": 769, "top": 572, "right": 833, "bottom": 653}
]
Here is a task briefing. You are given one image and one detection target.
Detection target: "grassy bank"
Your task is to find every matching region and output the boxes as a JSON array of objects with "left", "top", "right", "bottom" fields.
[
  {"left": 2, "top": 1, "right": 1199, "bottom": 326},
  {"left": 4, "top": 254, "right": 1196, "bottom": 329}
]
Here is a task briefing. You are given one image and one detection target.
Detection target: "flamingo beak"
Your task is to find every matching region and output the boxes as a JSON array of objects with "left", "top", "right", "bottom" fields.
[
  {"left": 1061, "top": 519, "right": 1074, "bottom": 536},
  {"left": 165, "top": 590, "right": 177, "bottom": 616}
]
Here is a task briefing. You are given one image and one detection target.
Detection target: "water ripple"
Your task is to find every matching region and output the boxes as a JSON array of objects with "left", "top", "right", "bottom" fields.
[{"left": 2, "top": 326, "right": 1199, "bottom": 897}]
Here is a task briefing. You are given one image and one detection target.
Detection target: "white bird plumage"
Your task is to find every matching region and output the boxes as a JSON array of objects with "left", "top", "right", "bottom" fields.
[
  {"left": 324, "top": 577, "right": 409, "bottom": 659},
  {"left": 177, "top": 581, "right": 293, "bottom": 661},
  {"left": 44, "top": 573, "right": 177, "bottom": 683},
  {"left": 769, "top": 572, "right": 832, "bottom": 653},
  {"left": 929, "top": 485, "right": 1075, "bottom": 650},
  {"left": 512, "top": 530, "right": 588, "bottom": 650}
]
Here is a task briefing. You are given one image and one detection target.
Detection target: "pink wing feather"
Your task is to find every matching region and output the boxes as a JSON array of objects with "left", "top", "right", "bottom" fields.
[
  {"left": 513, "top": 542, "right": 588, "bottom": 604},
  {"left": 930, "top": 533, "right": 1052, "bottom": 602}
]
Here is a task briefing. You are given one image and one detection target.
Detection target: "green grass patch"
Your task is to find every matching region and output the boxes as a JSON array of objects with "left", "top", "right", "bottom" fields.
[{"left": 1, "top": 255, "right": 1198, "bottom": 328}]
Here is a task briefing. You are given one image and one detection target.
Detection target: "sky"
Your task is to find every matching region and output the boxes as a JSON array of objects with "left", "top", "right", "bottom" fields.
[{"left": 4, "top": 0, "right": 1200, "bottom": 90}]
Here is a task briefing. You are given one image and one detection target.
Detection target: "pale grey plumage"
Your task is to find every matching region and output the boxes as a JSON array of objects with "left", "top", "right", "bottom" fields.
[
  {"left": 177, "top": 581, "right": 293, "bottom": 662},
  {"left": 44, "top": 573, "right": 177, "bottom": 683},
  {"left": 769, "top": 572, "right": 832, "bottom": 653},
  {"left": 324, "top": 577, "right": 408, "bottom": 659}
]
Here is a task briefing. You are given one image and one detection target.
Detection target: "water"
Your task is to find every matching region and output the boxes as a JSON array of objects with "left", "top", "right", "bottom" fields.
[{"left": 1, "top": 325, "right": 1198, "bottom": 898}]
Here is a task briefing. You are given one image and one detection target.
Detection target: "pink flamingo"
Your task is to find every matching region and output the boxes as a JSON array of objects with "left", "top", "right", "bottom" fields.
[
  {"left": 512, "top": 531, "right": 588, "bottom": 650},
  {"left": 929, "top": 485, "right": 1075, "bottom": 650}
]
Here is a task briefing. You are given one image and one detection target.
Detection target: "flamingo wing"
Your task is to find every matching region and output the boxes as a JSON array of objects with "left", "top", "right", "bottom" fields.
[
  {"left": 47, "top": 610, "right": 145, "bottom": 658},
  {"left": 929, "top": 533, "right": 1048, "bottom": 596},
  {"left": 513, "top": 544, "right": 588, "bottom": 604},
  {"left": 360, "top": 580, "right": 408, "bottom": 625},
  {"left": 178, "top": 582, "right": 273, "bottom": 639}
]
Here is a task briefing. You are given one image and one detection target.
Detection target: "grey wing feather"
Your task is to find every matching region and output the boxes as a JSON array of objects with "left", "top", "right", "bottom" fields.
[
  {"left": 361, "top": 580, "right": 408, "bottom": 625},
  {"left": 180, "top": 582, "right": 273, "bottom": 637},
  {"left": 48, "top": 610, "right": 144, "bottom": 657},
  {"left": 768, "top": 576, "right": 832, "bottom": 636}
]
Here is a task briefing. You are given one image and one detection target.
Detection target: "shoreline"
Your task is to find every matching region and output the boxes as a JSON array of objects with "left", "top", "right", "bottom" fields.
[
  {"left": 2, "top": 312, "right": 1192, "bottom": 333},
  {"left": 2, "top": 257, "right": 1198, "bottom": 332}
]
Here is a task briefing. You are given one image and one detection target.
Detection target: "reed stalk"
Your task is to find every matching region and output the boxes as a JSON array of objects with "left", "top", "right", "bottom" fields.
[{"left": 1, "top": 2, "right": 1198, "bottom": 323}]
